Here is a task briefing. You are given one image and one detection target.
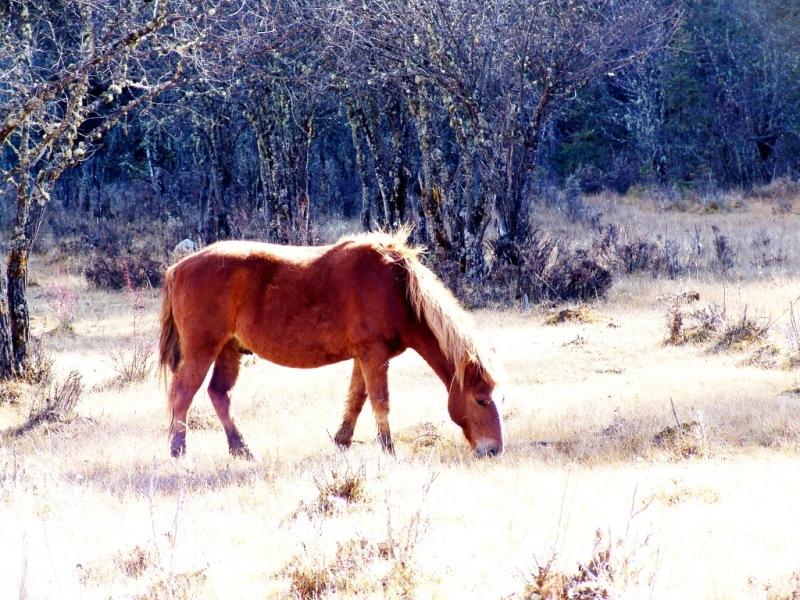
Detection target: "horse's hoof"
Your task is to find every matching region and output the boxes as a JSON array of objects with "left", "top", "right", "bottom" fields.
[
  {"left": 377, "top": 433, "right": 395, "bottom": 456},
  {"left": 170, "top": 434, "right": 186, "bottom": 458},
  {"left": 333, "top": 425, "right": 354, "bottom": 448},
  {"left": 230, "top": 444, "right": 255, "bottom": 461},
  {"left": 334, "top": 434, "right": 352, "bottom": 449}
]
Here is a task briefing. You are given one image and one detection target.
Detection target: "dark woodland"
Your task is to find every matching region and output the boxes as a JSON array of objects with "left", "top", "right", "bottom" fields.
[{"left": 1, "top": 0, "right": 799, "bottom": 378}]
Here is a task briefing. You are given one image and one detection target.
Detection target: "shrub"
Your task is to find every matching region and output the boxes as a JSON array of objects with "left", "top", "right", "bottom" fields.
[
  {"left": 85, "top": 253, "right": 164, "bottom": 290},
  {"left": 751, "top": 230, "right": 786, "bottom": 269},
  {"left": 43, "top": 277, "right": 79, "bottom": 332},
  {"left": 573, "top": 163, "right": 607, "bottom": 194},
  {"left": 112, "top": 339, "right": 153, "bottom": 386},
  {"left": 711, "top": 308, "right": 770, "bottom": 353},
  {"left": 518, "top": 529, "right": 652, "bottom": 600},
  {"left": 5, "top": 371, "right": 82, "bottom": 438},
  {"left": 22, "top": 336, "right": 54, "bottom": 386},
  {"left": 711, "top": 225, "right": 737, "bottom": 273},
  {"left": 488, "top": 227, "right": 613, "bottom": 305},
  {"left": 617, "top": 239, "right": 660, "bottom": 274},
  {"left": 748, "top": 176, "right": 800, "bottom": 201},
  {"left": 549, "top": 254, "right": 613, "bottom": 302},
  {"left": 564, "top": 174, "right": 589, "bottom": 223}
]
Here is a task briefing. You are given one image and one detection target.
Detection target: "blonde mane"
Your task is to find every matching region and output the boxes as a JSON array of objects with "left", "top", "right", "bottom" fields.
[{"left": 349, "top": 229, "right": 494, "bottom": 388}]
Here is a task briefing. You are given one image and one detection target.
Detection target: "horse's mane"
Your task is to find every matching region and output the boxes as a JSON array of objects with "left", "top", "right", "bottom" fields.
[{"left": 343, "top": 229, "right": 495, "bottom": 388}]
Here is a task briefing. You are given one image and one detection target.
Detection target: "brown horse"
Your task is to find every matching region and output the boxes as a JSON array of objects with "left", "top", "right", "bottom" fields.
[{"left": 158, "top": 231, "right": 504, "bottom": 458}]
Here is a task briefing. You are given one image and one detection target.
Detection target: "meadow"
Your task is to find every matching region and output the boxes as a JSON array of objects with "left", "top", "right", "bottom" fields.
[{"left": 2, "top": 191, "right": 800, "bottom": 599}]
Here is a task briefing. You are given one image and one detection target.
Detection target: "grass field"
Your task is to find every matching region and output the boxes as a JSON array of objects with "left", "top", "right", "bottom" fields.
[{"left": 2, "top": 196, "right": 800, "bottom": 599}]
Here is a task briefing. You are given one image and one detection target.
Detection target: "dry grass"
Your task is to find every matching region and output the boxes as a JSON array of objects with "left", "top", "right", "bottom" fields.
[
  {"left": 3, "top": 370, "right": 82, "bottom": 438},
  {"left": 545, "top": 306, "right": 598, "bottom": 325},
  {"left": 515, "top": 529, "right": 654, "bottom": 600},
  {"left": 3, "top": 200, "right": 800, "bottom": 598}
]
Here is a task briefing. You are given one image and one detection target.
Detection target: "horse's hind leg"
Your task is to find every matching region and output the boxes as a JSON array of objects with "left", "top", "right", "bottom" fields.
[
  {"left": 334, "top": 360, "right": 368, "bottom": 448},
  {"left": 208, "top": 340, "right": 253, "bottom": 460},
  {"left": 169, "top": 353, "right": 215, "bottom": 457}
]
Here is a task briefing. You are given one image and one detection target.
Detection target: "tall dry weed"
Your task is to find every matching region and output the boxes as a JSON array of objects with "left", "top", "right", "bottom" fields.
[{"left": 111, "top": 265, "right": 154, "bottom": 386}]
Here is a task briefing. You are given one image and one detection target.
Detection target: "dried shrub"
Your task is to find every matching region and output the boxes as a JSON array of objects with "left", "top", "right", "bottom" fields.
[
  {"left": 110, "top": 275, "right": 154, "bottom": 387},
  {"left": 653, "top": 419, "right": 707, "bottom": 458},
  {"left": 751, "top": 230, "right": 787, "bottom": 269},
  {"left": 550, "top": 255, "right": 612, "bottom": 302},
  {"left": 564, "top": 174, "right": 588, "bottom": 223},
  {"left": 741, "top": 344, "right": 781, "bottom": 369},
  {"left": 573, "top": 164, "right": 607, "bottom": 194},
  {"left": 282, "top": 538, "right": 389, "bottom": 599},
  {"left": 136, "top": 568, "right": 207, "bottom": 600},
  {"left": 518, "top": 530, "right": 650, "bottom": 600},
  {"left": 545, "top": 307, "right": 598, "bottom": 326},
  {"left": 666, "top": 297, "right": 770, "bottom": 354},
  {"left": 711, "top": 225, "right": 737, "bottom": 273},
  {"left": 112, "top": 340, "right": 153, "bottom": 387},
  {"left": 115, "top": 545, "right": 152, "bottom": 578},
  {"left": 617, "top": 239, "right": 659, "bottom": 275},
  {"left": 759, "top": 570, "right": 800, "bottom": 600},
  {"left": 591, "top": 224, "right": 619, "bottom": 266},
  {"left": 487, "top": 224, "right": 612, "bottom": 306},
  {"left": 646, "top": 482, "right": 720, "bottom": 507},
  {"left": 394, "top": 421, "right": 452, "bottom": 454},
  {"left": 665, "top": 300, "right": 725, "bottom": 346},
  {"left": 0, "top": 380, "right": 26, "bottom": 406},
  {"left": 5, "top": 371, "right": 82, "bottom": 438},
  {"left": 786, "top": 303, "right": 800, "bottom": 369},
  {"left": 282, "top": 480, "right": 431, "bottom": 600},
  {"left": 43, "top": 277, "right": 79, "bottom": 333},
  {"left": 613, "top": 234, "right": 685, "bottom": 279},
  {"left": 312, "top": 465, "right": 368, "bottom": 514},
  {"left": 659, "top": 238, "right": 683, "bottom": 279},
  {"left": 286, "top": 459, "right": 370, "bottom": 521},
  {"left": 748, "top": 176, "right": 800, "bottom": 201},
  {"left": 85, "top": 253, "right": 164, "bottom": 290},
  {"left": 186, "top": 410, "right": 219, "bottom": 431},
  {"left": 711, "top": 308, "right": 770, "bottom": 353},
  {"left": 21, "top": 336, "right": 54, "bottom": 386}
]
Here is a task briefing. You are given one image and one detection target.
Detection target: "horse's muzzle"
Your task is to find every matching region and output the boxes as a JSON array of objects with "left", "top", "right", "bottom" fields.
[{"left": 474, "top": 441, "right": 503, "bottom": 457}]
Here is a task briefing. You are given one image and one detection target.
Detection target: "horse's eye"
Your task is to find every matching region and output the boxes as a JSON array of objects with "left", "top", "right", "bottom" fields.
[{"left": 476, "top": 398, "right": 488, "bottom": 407}]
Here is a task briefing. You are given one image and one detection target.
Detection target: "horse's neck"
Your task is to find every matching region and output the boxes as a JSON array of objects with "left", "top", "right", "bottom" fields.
[{"left": 409, "top": 319, "right": 456, "bottom": 389}]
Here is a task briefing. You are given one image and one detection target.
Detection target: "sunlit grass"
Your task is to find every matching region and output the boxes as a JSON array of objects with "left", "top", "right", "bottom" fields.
[{"left": 3, "top": 202, "right": 800, "bottom": 598}]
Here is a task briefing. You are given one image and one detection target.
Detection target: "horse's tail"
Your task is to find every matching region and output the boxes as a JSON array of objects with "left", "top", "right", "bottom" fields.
[{"left": 158, "top": 268, "right": 181, "bottom": 381}]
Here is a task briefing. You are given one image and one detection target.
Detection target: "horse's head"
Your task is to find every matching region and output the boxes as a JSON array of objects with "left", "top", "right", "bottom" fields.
[{"left": 448, "top": 359, "right": 504, "bottom": 457}]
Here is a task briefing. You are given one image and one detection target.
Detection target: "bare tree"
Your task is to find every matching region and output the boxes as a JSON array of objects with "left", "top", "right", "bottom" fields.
[
  {"left": 328, "top": 0, "right": 679, "bottom": 277},
  {"left": 0, "top": 0, "right": 209, "bottom": 378}
]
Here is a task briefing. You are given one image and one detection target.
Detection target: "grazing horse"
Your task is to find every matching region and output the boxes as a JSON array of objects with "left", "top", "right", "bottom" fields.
[{"left": 158, "top": 231, "right": 504, "bottom": 458}]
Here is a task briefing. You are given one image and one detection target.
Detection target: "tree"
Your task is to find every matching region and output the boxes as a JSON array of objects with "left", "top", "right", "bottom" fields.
[
  {"left": 329, "top": 0, "right": 678, "bottom": 275},
  {"left": 0, "top": 0, "right": 209, "bottom": 378}
]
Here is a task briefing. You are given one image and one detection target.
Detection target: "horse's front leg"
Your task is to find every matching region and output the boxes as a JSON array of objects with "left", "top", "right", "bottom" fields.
[
  {"left": 361, "top": 356, "right": 394, "bottom": 454},
  {"left": 334, "top": 360, "right": 367, "bottom": 448}
]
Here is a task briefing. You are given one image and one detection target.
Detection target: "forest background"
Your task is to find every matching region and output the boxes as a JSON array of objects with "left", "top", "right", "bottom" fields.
[{"left": 1, "top": 0, "right": 799, "bottom": 377}]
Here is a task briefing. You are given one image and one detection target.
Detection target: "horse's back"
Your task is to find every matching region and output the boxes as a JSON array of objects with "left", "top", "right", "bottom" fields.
[{"left": 167, "top": 237, "right": 414, "bottom": 367}]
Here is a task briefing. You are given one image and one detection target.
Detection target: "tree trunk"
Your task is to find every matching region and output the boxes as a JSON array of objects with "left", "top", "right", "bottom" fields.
[
  {"left": 347, "top": 102, "right": 372, "bottom": 232},
  {"left": 358, "top": 96, "right": 394, "bottom": 227},
  {"left": 385, "top": 92, "right": 408, "bottom": 225},
  {"left": 245, "top": 102, "right": 293, "bottom": 243},
  {"left": 201, "top": 125, "right": 233, "bottom": 241},
  {"left": 7, "top": 189, "right": 46, "bottom": 374},
  {"left": 0, "top": 269, "right": 16, "bottom": 380},
  {"left": 295, "top": 115, "right": 314, "bottom": 244},
  {"left": 407, "top": 92, "right": 451, "bottom": 260}
]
